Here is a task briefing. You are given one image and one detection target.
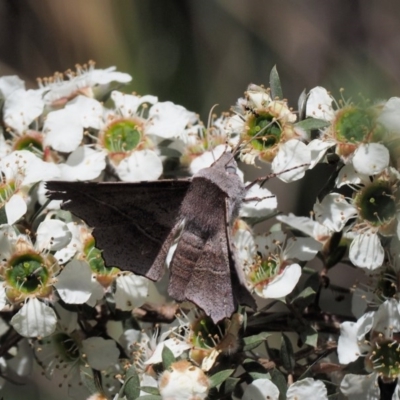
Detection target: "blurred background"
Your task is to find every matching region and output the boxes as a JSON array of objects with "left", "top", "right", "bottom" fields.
[
  {"left": 1, "top": 0, "right": 400, "bottom": 116},
  {"left": 0, "top": 1, "right": 399, "bottom": 397}
]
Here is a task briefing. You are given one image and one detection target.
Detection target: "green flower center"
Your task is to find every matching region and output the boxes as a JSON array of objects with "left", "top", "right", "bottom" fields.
[
  {"left": 6, "top": 254, "right": 49, "bottom": 293},
  {"left": 367, "top": 339, "right": 400, "bottom": 379},
  {"left": 0, "top": 180, "right": 16, "bottom": 207},
  {"left": 103, "top": 120, "right": 141, "bottom": 153},
  {"left": 357, "top": 181, "right": 396, "bottom": 226},
  {"left": 53, "top": 333, "right": 80, "bottom": 363},
  {"left": 13, "top": 135, "right": 43, "bottom": 154},
  {"left": 247, "top": 113, "right": 282, "bottom": 150},
  {"left": 334, "top": 107, "right": 376, "bottom": 144},
  {"left": 191, "top": 316, "right": 221, "bottom": 349},
  {"left": 249, "top": 255, "right": 280, "bottom": 286}
]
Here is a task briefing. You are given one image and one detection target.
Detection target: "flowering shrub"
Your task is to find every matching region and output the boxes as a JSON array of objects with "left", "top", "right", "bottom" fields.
[{"left": 0, "top": 62, "right": 399, "bottom": 399}]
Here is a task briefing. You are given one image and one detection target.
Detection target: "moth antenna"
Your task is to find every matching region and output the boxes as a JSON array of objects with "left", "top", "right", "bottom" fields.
[
  {"left": 245, "top": 162, "right": 310, "bottom": 190},
  {"left": 207, "top": 104, "right": 219, "bottom": 162}
]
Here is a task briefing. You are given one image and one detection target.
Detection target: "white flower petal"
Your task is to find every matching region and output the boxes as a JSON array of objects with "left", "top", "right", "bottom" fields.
[
  {"left": 0, "top": 76, "right": 25, "bottom": 99},
  {"left": 115, "top": 274, "right": 149, "bottom": 311},
  {"left": 373, "top": 299, "right": 400, "bottom": 335},
  {"left": 335, "top": 164, "right": 370, "bottom": 188},
  {"left": 277, "top": 214, "right": 331, "bottom": 244},
  {"left": 286, "top": 378, "right": 328, "bottom": 400},
  {"left": 349, "top": 232, "right": 384, "bottom": 270},
  {"left": 352, "top": 143, "right": 389, "bottom": 175},
  {"left": 144, "top": 339, "right": 191, "bottom": 365},
  {"left": 257, "top": 263, "right": 301, "bottom": 298},
  {"left": 0, "top": 285, "right": 7, "bottom": 310},
  {"left": 147, "top": 101, "right": 197, "bottom": 139},
  {"left": 242, "top": 378, "right": 279, "bottom": 400},
  {"left": 55, "top": 260, "right": 93, "bottom": 304},
  {"left": 10, "top": 299, "right": 57, "bottom": 338},
  {"left": 272, "top": 140, "right": 310, "bottom": 182},
  {"left": 285, "top": 237, "right": 322, "bottom": 261},
  {"left": 340, "top": 373, "right": 379, "bottom": 400},
  {"left": 378, "top": 97, "right": 400, "bottom": 132},
  {"left": 337, "top": 321, "right": 363, "bottom": 364},
  {"left": 240, "top": 184, "right": 277, "bottom": 218},
  {"left": 86, "top": 278, "right": 105, "bottom": 307},
  {"left": 314, "top": 193, "right": 357, "bottom": 232},
  {"left": 60, "top": 146, "right": 107, "bottom": 181},
  {"left": 36, "top": 219, "right": 72, "bottom": 251},
  {"left": 307, "top": 139, "right": 336, "bottom": 168},
  {"left": 111, "top": 91, "right": 158, "bottom": 117},
  {"left": 5, "top": 194, "right": 27, "bottom": 225},
  {"left": 116, "top": 150, "right": 163, "bottom": 182},
  {"left": 4, "top": 89, "right": 44, "bottom": 133},
  {"left": 43, "top": 107, "right": 85, "bottom": 152},
  {"left": 82, "top": 337, "right": 119, "bottom": 370},
  {"left": 306, "top": 86, "right": 335, "bottom": 121},
  {"left": 189, "top": 145, "right": 228, "bottom": 175}
]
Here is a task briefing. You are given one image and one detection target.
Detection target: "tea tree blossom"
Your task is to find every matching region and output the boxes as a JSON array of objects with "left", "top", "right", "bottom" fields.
[{"left": 2, "top": 63, "right": 400, "bottom": 399}]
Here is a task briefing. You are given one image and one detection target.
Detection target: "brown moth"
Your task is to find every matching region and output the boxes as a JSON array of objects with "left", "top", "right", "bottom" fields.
[{"left": 46, "top": 152, "right": 256, "bottom": 323}]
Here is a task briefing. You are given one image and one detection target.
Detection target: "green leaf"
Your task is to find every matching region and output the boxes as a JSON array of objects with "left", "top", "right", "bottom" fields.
[
  {"left": 298, "top": 88, "right": 307, "bottom": 120},
  {"left": 162, "top": 345, "right": 176, "bottom": 370},
  {"left": 299, "top": 325, "right": 318, "bottom": 348},
  {"left": 270, "top": 368, "right": 287, "bottom": 400},
  {"left": 249, "top": 372, "right": 270, "bottom": 380},
  {"left": 222, "top": 377, "right": 240, "bottom": 394},
  {"left": 269, "top": 65, "right": 283, "bottom": 100},
  {"left": 295, "top": 118, "right": 331, "bottom": 132},
  {"left": 243, "top": 332, "right": 271, "bottom": 351},
  {"left": 136, "top": 396, "right": 162, "bottom": 400},
  {"left": 209, "top": 369, "right": 235, "bottom": 388},
  {"left": 140, "top": 386, "right": 160, "bottom": 395},
  {"left": 0, "top": 207, "right": 7, "bottom": 225},
  {"left": 122, "top": 366, "right": 140, "bottom": 400},
  {"left": 280, "top": 333, "right": 295, "bottom": 373},
  {"left": 291, "top": 287, "right": 316, "bottom": 311}
]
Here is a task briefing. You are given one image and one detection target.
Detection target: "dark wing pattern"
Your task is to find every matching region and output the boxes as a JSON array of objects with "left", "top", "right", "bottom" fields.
[
  {"left": 46, "top": 180, "right": 191, "bottom": 280},
  {"left": 167, "top": 178, "right": 237, "bottom": 323}
]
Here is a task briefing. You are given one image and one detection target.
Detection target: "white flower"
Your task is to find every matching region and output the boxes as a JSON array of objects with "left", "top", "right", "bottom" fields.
[
  {"left": 315, "top": 168, "right": 400, "bottom": 270},
  {"left": 0, "top": 150, "right": 60, "bottom": 224},
  {"left": 158, "top": 360, "right": 209, "bottom": 400},
  {"left": 338, "top": 300, "right": 400, "bottom": 398},
  {"left": 242, "top": 231, "right": 321, "bottom": 299}
]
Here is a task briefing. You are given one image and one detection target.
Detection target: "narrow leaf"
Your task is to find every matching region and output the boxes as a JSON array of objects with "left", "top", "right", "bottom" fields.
[
  {"left": 270, "top": 368, "right": 287, "bottom": 400},
  {"left": 269, "top": 65, "right": 283, "bottom": 100},
  {"left": 140, "top": 386, "right": 160, "bottom": 395},
  {"left": 222, "top": 377, "right": 241, "bottom": 394},
  {"left": 243, "top": 332, "right": 271, "bottom": 351},
  {"left": 280, "top": 333, "right": 295, "bottom": 373},
  {"left": 209, "top": 369, "right": 235, "bottom": 388},
  {"left": 162, "top": 345, "right": 175, "bottom": 370},
  {"left": 295, "top": 118, "right": 330, "bottom": 131},
  {"left": 123, "top": 366, "right": 141, "bottom": 400}
]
